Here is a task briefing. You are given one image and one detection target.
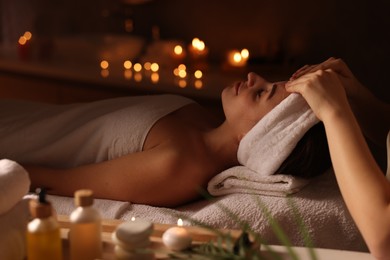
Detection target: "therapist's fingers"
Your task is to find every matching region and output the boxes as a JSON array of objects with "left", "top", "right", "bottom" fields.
[
  {"left": 290, "top": 57, "right": 338, "bottom": 80},
  {"left": 286, "top": 69, "right": 348, "bottom": 120}
]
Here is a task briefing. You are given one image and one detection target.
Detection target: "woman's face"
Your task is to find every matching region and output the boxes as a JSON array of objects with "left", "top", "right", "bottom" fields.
[{"left": 222, "top": 72, "right": 291, "bottom": 138}]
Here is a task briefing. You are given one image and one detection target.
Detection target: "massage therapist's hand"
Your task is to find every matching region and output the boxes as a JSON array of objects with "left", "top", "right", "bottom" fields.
[
  {"left": 285, "top": 69, "right": 350, "bottom": 122},
  {"left": 289, "top": 57, "right": 365, "bottom": 101}
]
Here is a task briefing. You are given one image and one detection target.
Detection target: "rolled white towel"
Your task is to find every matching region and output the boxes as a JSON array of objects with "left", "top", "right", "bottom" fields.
[
  {"left": 208, "top": 93, "right": 318, "bottom": 196},
  {"left": 0, "top": 159, "right": 31, "bottom": 215},
  {"left": 238, "top": 93, "right": 319, "bottom": 176}
]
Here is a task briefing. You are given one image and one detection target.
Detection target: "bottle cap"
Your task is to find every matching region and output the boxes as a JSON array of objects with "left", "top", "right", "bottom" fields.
[
  {"left": 74, "top": 189, "right": 94, "bottom": 207},
  {"left": 29, "top": 188, "right": 52, "bottom": 218}
]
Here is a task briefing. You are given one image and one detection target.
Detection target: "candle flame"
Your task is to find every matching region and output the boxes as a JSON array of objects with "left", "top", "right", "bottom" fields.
[
  {"left": 194, "top": 70, "right": 203, "bottom": 79},
  {"left": 23, "top": 31, "right": 32, "bottom": 40},
  {"left": 151, "top": 62, "right": 159, "bottom": 72},
  {"left": 192, "top": 38, "right": 205, "bottom": 51},
  {"left": 241, "top": 48, "right": 249, "bottom": 59},
  {"left": 131, "top": 217, "right": 136, "bottom": 221},
  {"left": 100, "top": 60, "right": 109, "bottom": 69},
  {"left": 233, "top": 52, "right": 242, "bottom": 63},
  {"left": 174, "top": 45, "right": 183, "bottom": 55},
  {"left": 133, "top": 63, "right": 142, "bottom": 72},
  {"left": 18, "top": 36, "right": 27, "bottom": 45},
  {"left": 124, "top": 60, "right": 132, "bottom": 69},
  {"left": 143, "top": 62, "right": 151, "bottom": 70},
  {"left": 177, "top": 218, "right": 184, "bottom": 226},
  {"left": 178, "top": 70, "right": 187, "bottom": 78}
]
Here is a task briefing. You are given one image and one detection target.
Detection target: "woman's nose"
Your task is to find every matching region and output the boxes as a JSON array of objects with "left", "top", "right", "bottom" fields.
[
  {"left": 247, "top": 72, "right": 256, "bottom": 87},
  {"left": 247, "top": 72, "right": 265, "bottom": 87}
]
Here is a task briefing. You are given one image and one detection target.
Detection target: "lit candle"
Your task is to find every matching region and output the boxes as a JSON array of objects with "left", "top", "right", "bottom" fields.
[
  {"left": 227, "top": 48, "right": 250, "bottom": 67},
  {"left": 173, "top": 44, "right": 186, "bottom": 61},
  {"left": 162, "top": 219, "right": 192, "bottom": 251},
  {"left": 189, "top": 38, "right": 208, "bottom": 58},
  {"left": 18, "top": 33, "right": 32, "bottom": 61}
]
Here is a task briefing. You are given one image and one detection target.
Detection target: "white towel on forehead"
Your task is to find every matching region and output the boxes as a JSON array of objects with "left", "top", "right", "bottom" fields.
[
  {"left": 208, "top": 93, "right": 319, "bottom": 197},
  {"left": 238, "top": 93, "right": 319, "bottom": 175}
]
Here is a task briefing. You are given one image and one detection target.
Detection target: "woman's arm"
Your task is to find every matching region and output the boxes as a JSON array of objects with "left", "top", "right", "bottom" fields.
[
  {"left": 26, "top": 143, "right": 206, "bottom": 207},
  {"left": 290, "top": 57, "right": 390, "bottom": 147},
  {"left": 286, "top": 70, "right": 390, "bottom": 259}
]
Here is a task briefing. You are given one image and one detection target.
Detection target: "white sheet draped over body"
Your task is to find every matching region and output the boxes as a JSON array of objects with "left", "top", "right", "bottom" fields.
[{"left": 0, "top": 95, "right": 194, "bottom": 167}]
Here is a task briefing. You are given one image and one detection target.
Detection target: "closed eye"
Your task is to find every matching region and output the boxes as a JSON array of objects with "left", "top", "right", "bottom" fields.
[
  {"left": 267, "top": 84, "right": 277, "bottom": 100},
  {"left": 256, "top": 89, "right": 264, "bottom": 96}
]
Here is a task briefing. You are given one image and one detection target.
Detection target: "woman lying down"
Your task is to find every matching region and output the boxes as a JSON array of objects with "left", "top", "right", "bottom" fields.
[{"left": 0, "top": 72, "right": 331, "bottom": 207}]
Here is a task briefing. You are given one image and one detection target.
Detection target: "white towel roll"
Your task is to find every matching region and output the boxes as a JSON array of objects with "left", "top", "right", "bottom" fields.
[
  {"left": 238, "top": 93, "right": 319, "bottom": 176},
  {"left": 0, "top": 159, "right": 31, "bottom": 215}
]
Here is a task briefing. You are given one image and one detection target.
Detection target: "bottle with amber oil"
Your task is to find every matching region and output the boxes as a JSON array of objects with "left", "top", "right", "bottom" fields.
[
  {"left": 27, "top": 188, "right": 63, "bottom": 260},
  {"left": 69, "top": 189, "right": 102, "bottom": 260}
]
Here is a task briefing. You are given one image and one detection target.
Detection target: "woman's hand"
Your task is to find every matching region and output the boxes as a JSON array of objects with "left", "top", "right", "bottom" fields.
[
  {"left": 290, "top": 57, "right": 389, "bottom": 148},
  {"left": 290, "top": 57, "right": 364, "bottom": 101},
  {"left": 285, "top": 69, "right": 350, "bottom": 122}
]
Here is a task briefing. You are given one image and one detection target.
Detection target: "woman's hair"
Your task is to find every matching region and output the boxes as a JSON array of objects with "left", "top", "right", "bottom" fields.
[{"left": 276, "top": 122, "right": 331, "bottom": 178}]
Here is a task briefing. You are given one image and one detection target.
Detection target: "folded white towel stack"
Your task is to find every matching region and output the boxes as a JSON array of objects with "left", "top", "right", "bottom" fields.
[
  {"left": 0, "top": 159, "right": 31, "bottom": 214},
  {"left": 208, "top": 166, "right": 310, "bottom": 196},
  {"left": 208, "top": 93, "right": 319, "bottom": 196}
]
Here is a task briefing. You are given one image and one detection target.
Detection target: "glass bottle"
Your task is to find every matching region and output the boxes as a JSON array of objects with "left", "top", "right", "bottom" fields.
[
  {"left": 69, "top": 189, "right": 102, "bottom": 260},
  {"left": 27, "top": 189, "right": 62, "bottom": 260}
]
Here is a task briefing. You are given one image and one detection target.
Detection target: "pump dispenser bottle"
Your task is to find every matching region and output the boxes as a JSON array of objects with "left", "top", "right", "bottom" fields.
[
  {"left": 69, "top": 189, "right": 102, "bottom": 260},
  {"left": 26, "top": 188, "right": 63, "bottom": 260}
]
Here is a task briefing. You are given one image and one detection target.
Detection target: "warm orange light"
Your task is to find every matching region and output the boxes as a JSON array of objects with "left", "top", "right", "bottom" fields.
[
  {"left": 178, "top": 64, "right": 186, "bottom": 71},
  {"left": 192, "top": 38, "right": 200, "bottom": 48},
  {"left": 144, "top": 62, "right": 151, "bottom": 70},
  {"left": 133, "top": 63, "right": 142, "bottom": 72},
  {"left": 23, "top": 31, "right": 32, "bottom": 40},
  {"left": 241, "top": 48, "right": 249, "bottom": 59},
  {"left": 227, "top": 50, "right": 247, "bottom": 67},
  {"left": 233, "top": 52, "right": 242, "bottom": 63},
  {"left": 194, "top": 80, "right": 203, "bottom": 89},
  {"left": 177, "top": 218, "right": 184, "bottom": 226},
  {"left": 178, "top": 70, "right": 187, "bottom": 78},
  {"left": 192, "top": 38, "right": 205, "bottom": 51},
  {"left": 178, "top": 79, "right": 187, "bottom": 88},
  {"left": 151, "top": 72, "right": 159, "bottom": 83},
  {"left": 101, "top": 69, "right": 109, "bottom": 78},
  {"left": 100, "top": 60, "right": 109, "bottom": 69},
  {"left": 150, "top": 63, "right": 159, "bottom": 72},
  {"left": 124, "top": 60, "right": 132, "bottom": 69},
  {"left": 124, "top": 70, "right": 132, "bottom": 79},
  {"left": 174, "top": 45, "right": 183, "bottom": 55},
  {"left": 134, "top": 72, "right": 142, "bottom": 82},
  {"left": 194, "top": 70, "right": 203, "bottom": 79},
  {"left": 18, "top": 36, "right": 27, "bottom": 45},
  {"left": 173, "top": 68, "right": 180, "bottom": 76}
]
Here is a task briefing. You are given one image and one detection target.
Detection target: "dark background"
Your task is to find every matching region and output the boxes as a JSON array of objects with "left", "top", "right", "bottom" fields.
[{"left": 1, "top": 0, "right": 389, "bottom": 101}]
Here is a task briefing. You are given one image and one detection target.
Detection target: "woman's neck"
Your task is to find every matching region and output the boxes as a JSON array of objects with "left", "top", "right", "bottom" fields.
[{"left": 202, "top": 121, "right": 240, "bottom": 169}]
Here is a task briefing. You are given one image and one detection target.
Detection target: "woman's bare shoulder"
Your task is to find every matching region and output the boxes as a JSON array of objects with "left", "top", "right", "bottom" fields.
[{"left": 143, "top": 103, "right": 220, "bottom": 150}]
